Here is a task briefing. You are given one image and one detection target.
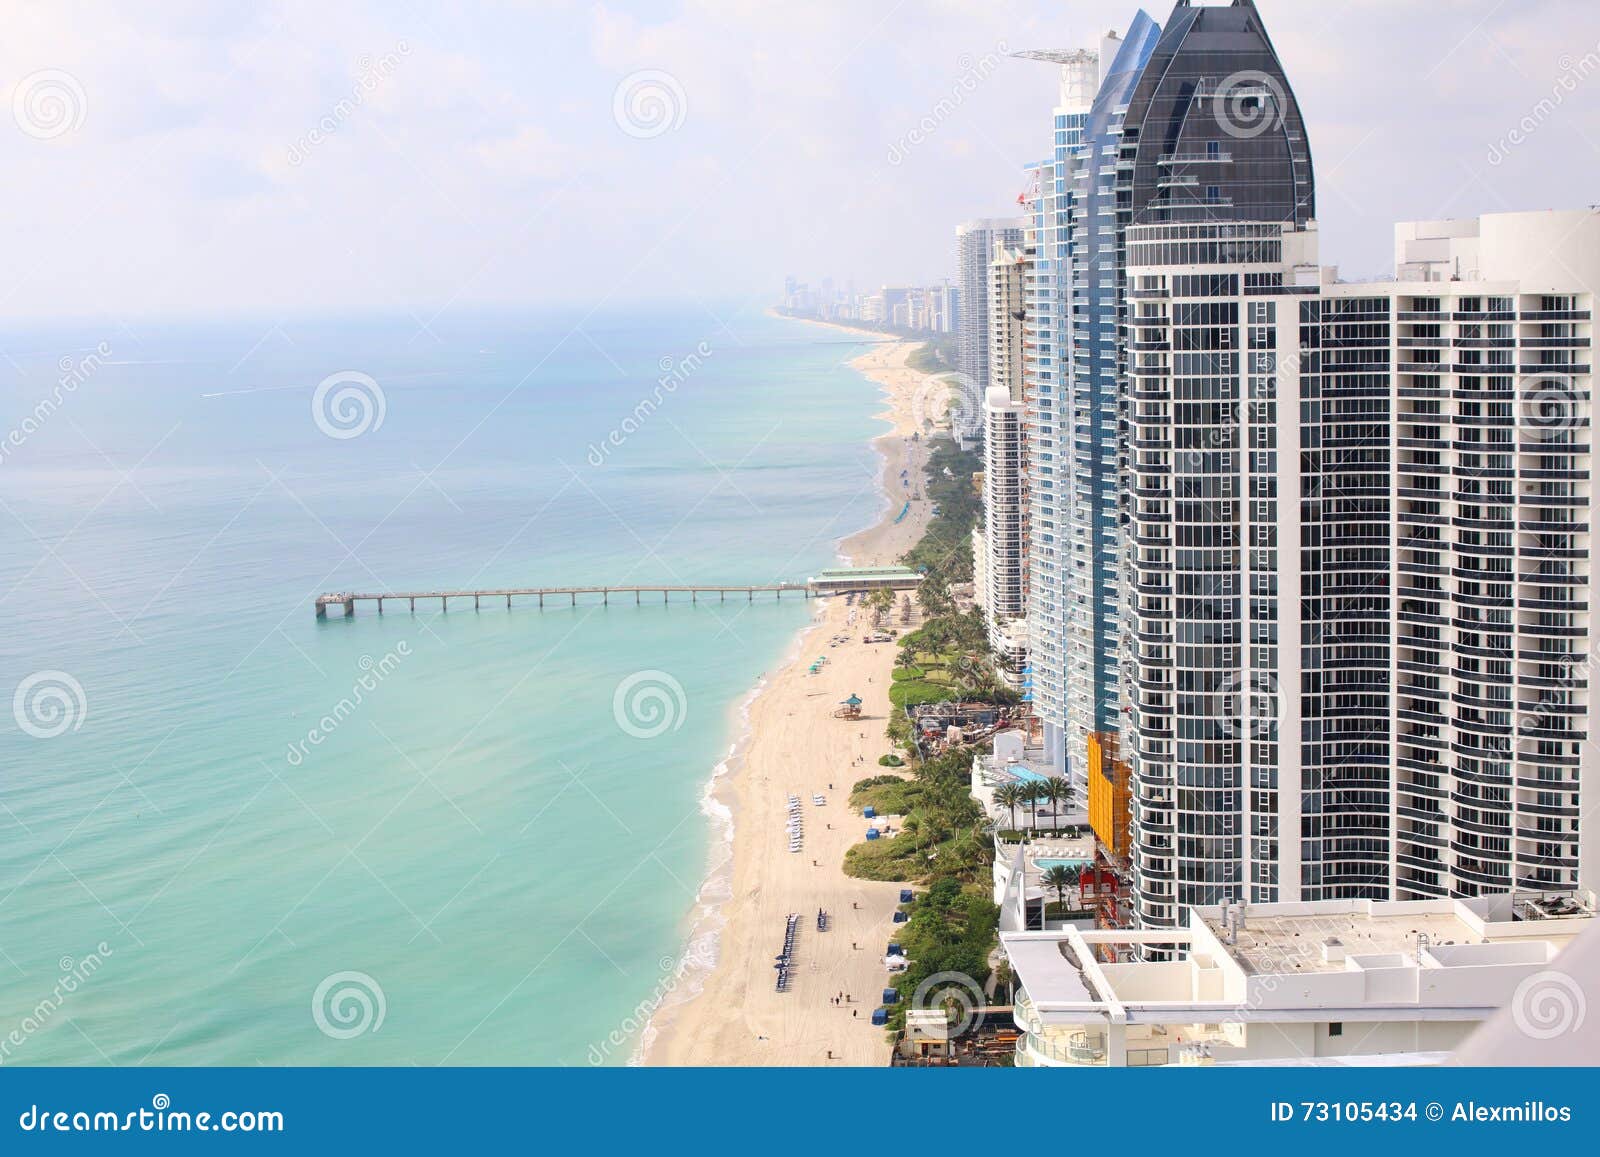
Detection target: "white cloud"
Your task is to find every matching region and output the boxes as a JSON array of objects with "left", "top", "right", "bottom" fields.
[{"left": 0, "top": 0, "right": 1594, "bottom": 321}]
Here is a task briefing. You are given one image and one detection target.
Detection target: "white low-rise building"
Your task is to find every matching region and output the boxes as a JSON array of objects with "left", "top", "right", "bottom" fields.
[{"left": 1003, "top": 893, "right": 1593, "bottom": 1067}]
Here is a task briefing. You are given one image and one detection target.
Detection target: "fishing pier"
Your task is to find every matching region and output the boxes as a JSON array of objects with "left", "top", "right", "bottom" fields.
[{"left": 313, "top": 567, "right": 923, "bottom": 618}]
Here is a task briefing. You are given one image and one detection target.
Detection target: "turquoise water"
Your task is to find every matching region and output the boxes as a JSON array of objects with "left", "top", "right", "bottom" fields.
[
  {"left": 0, "top": 307, "right": 882, "bottom": 1065},
  {"left": 1034, "top": 860, "right": 1089, "bottom": 873}
]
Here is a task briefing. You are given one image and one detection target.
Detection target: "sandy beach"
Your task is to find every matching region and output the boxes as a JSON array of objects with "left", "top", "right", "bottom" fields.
[{"left": 644, "top": 329, "right": 937, "bottom": 1066}]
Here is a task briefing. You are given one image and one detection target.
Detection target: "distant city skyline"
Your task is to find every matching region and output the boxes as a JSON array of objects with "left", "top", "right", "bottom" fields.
[{"left": 2, "top": 1, "right": 1598, "bottom": 321}]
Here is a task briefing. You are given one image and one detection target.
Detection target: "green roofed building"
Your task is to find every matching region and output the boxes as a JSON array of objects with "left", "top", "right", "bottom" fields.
[{"left": 806, "top": 566, "right": 923, "bottom": 594}]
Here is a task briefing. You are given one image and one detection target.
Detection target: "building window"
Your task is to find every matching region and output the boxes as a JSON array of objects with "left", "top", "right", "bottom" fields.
[{"left": 1328, "top": 1022, "right": 1343, "bottom": 1037}]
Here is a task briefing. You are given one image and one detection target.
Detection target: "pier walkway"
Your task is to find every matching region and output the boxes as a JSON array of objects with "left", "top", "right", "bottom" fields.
[{"left": 314, "top": 584, "right": 812, "bottom": 617}]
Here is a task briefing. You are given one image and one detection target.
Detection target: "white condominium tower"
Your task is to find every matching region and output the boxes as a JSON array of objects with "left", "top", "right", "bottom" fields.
[
  {"left": 980, "top": 244, "right": 1032, "bottom": 680},
  {"left": 983, "top": 385, "right": 1028, "bottom": 679},
  {"left": 989, "top": 244, "right": 1028, "bottom": 403},
  {"left": 1127, "top": 209, "right": 1597, "bottom": 932},
  {"left": 956, "top": 218, "right": 1025, "bottom": 428}
]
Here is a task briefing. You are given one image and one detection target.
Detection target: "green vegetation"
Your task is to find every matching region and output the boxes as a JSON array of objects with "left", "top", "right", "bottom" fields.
[
  {"left": 1041, "top": 863, "right": 1074, "bottom": 910},
  {"left": 901, "top": 438, "right": 982, "bottom": 599},
  {"left": 905, "top": 341, "right": 955, "bottom": 376},
  {"left": 877, "top": 753, "right": 904, "bottom": 767},
  {"left": 849, "top": 774, "right": 921, "bottom": 818},
  {"left": 771, "top": 310, "right": 957, "bottom": 363},
  {"left": 887, "top": 613, "right": 1016, "bottom": 712},
  {"left": 843, "top": 745, "right": 990, "bottom": 884},
  {"left": 885, "top": 877, "right": 1001, "bottom": 1033},
  {"left": 989, "top": 776, "right": 1074, "bottom": 838}
]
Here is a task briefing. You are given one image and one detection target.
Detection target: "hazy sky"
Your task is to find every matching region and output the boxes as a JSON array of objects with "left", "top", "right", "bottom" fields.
[{"left": 3, "top": 0, "right": 1598, "bottom": 322}]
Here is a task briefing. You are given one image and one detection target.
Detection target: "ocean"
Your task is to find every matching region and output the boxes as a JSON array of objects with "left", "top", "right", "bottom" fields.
[{"left": 0, "top": 306, "right": 883, "bottom": 1065}]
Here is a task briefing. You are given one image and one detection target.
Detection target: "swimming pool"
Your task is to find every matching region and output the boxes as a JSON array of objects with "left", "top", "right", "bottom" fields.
[
  {"left": 1034, "top": 858, "right": 1088, "bottom": 873},
  {"left": 1005, "top": 765, "right": 1053, "bottom": 783}
]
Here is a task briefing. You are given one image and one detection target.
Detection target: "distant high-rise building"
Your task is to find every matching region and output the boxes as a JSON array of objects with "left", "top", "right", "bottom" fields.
[
  {"left": 957, "top": 217, "right": 1025, "bottom": 429},
  {"left": 989, "top": 247, "right": 1028, "bottom": 403},
  {"left": 982, "top": 385, "right": 1029, "bottom": 680},
  {"left": 980, "top": 244, "right": 1032, "bottom": 680}
]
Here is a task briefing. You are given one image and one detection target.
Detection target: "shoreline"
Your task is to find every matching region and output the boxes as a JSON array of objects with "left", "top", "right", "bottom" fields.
[{"left": 641, "top": 319, "right": 936, "bottom": 1066}]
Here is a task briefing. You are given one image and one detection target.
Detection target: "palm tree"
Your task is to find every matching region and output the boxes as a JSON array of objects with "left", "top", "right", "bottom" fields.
[
  {"left": 917, "top": 575, "right": 953, "bottom": 618},
  {"left": 1041, "top": 776, "right": 1073, "bottom": 827},
  {"left": 994, "top": 782, "right": 1024, "bottom": 830},
  {"left": 1041, "top": 864, "right": 1074, "bottom": 913},
  {"left": 1020, "top": 781, "right": 1048, "bottom": 832}
]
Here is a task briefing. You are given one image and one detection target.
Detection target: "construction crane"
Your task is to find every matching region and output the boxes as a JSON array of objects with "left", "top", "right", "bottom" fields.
[{"left": 1008, "top": 48, "right": 1098, "bottom": 65}]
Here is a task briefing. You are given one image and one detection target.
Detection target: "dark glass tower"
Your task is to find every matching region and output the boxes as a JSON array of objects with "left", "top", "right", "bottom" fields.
[
  {"left": 1121, "top": 0, "right": 1314, "bottom": 228},
  {"left": 1117, "top": 0, "right": 1319, "bottom": 936}
]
